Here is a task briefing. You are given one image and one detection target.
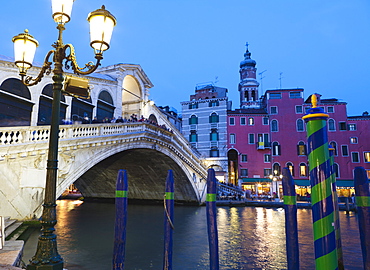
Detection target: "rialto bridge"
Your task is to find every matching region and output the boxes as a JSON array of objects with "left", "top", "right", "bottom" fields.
[{"left": 0, "top": 56, "right": 208, "bottom": 220}]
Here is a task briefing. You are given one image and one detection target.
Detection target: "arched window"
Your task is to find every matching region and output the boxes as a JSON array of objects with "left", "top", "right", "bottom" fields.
[
  {"left": 297, "top": 141, "right": 307, "bottom": 156},
  {"left": 38, "top": 83, "right": 67, "bottom": 125},
  {"left": 286, "top": 162, "right": 294, "bottom": 176},
  {"left": 273, "top": 163, "right": 281, "bottom": 175},
  {"left": 299, "top": 163, "right": 308, "bottom": 177},
  {"left": 333, "top": 163, "right": 340, "bottom": 178},
  {"left": 328, "top": 119, "right": 335, "bottom": 131},
  {"left": 209, "top": 112, "right": 219, "bottom": 123},
  {"left": 296, "top": 119, "right": 304, "bottom": 132},
  {"left": 97, "top": 90, "right": 115, "bottom": 122},
  {"left": 271, "top": 120, "right": 278, "bottom": 132},
  {"left": 189, "top": 115, "right": 198, "bottom": 125},
  {"left": 0, "top": 78, "right": 33, "bottom": 126},
  {"left": 272, "top": 142, "right": 281, "bottom": 156},
  {"left": 329, "top": 141, "right": 338, "bottom": 156}
]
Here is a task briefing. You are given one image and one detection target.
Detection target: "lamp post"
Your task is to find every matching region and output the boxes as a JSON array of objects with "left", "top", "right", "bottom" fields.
[
  {"left": 12, "top": 1, "right": 116, "bottom": 269},
  {"left": 269, "top": 170, "right": 282, "bottom": 200}
]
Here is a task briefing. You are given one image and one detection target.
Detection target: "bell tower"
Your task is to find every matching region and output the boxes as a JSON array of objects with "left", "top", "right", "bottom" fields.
[{"left": 238, "top": 43, "right": 260, "bottom": 108}]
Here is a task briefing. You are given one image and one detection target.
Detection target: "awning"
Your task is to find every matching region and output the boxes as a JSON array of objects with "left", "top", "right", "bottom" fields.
[
  {"left": 240, "top": 178, "right": 272, "bottom": 183},
  {"left": 241, "top": 178, "right": 354, "bottom": 188}
]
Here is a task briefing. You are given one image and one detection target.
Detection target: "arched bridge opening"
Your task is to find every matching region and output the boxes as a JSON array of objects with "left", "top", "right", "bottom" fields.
[{"left": 74, "top": 148, "right": 199, "bottom": 204}]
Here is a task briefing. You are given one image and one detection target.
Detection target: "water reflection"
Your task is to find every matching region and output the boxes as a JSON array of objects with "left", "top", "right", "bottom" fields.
[{"left": 21, "top": 200, "right": 363, "bottom": 270}]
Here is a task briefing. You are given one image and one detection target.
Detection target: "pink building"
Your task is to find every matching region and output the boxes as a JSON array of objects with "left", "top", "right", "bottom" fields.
[{"left": 227, "top": 48, "right": 370, "bottom": 198}]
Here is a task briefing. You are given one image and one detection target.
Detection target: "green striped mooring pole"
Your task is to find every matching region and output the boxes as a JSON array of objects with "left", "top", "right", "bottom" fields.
[{"left": 302, "top": 94, "right": 338, "bottom": 270}]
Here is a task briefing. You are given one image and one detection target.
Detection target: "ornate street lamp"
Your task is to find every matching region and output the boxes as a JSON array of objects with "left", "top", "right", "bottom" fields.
[{"left": 12, "top": 1, "right": 116, "bottom": 269}]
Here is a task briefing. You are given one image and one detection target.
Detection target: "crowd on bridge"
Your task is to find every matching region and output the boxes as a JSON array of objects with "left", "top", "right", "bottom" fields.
[{"left": 62, "top": 113, "right": 173, "bottom": 133}]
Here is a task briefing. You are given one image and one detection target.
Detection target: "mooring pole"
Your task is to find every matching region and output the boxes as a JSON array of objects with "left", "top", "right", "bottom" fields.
[
  {"left": 302, "top": 94, "right": 338, "bottom": 270},
  {"left": 113, "top": 170, "right": 128, "bottom": 270},
  {"left": 282, "top": 167, "right": 299, "bottom": 270},
  {"left": 163, "top": 170, "right": 174, "bottom": 270},
  {"left": 353, "top": 166, "right": 370, "bottom": 269},
  {"left": 206, "top": 169, "right": 219, "bottom": 270}
]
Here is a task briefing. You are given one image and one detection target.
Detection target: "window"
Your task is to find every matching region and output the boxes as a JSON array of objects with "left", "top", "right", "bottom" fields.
[
  {"left": 295, "top": 105, "right": 303, "bottom": 114},
  {"left": 299, "top": 163, "right": 308, "bottom": 177},
  {"left": 229, "top": 117, "right": 235, "bottom": 125},
  {"left": 240, "top": 169, "right": 248, "bottom": 177},
  {"left": 270, "top": 106, "right": 278, "bottom": 114},
  {"left": 351, "top": 152, "right": 360, "bottom": 163},
  {"left": 189, "top": 115, "right": 198, "bottom": 125},
  {"left": 269, "top": 92, "right": 282, "bottom": 99},
  {"left": 264, "top": 169, "right": 272, "bottom": 177},
  {"left": 209, "top": 100, "right": 219, "bottom": 107},
  {"left": 297, "top": 141, "right": 307, "bottom": 156},
  {"left": 327, "top": 106, "right": 334, "bottom": 113},
  {"left": 248, "top": 134, "right": 255, "bottom": 144},
  {"left": 289, "top": 91, "right": 301, "bottom": 98},
  {"left": 241, "top": 154, "right": 248, "bottom": 162},
  {"left": 210, "top": 148, "right": 219, "bottom": 157},
  {"left": 364, "top": 152, "right": 370, "bottom": 163},
  {"left": 209, "top": 112, "right": 219, "bottom": 123},
  {"left": 272, "top": 142, "right": 281, "bottom": 156},
  {"left": 339, "top": 122, "right": 346, "bottom": 131},
  {"left": 348, "top": 124, "right": 357, "bottom": 131},
  {"left": 341, "top": 145, "right": 349, "bottom": 156},
  {"left": 210, "top": 130, "right": 218, "bottom": 141},
  {"left": 263, "top": 117, "right": 269, "bottom": 125},
  {"left": 189, "top": 103, "right": 198, "bottom": 109},
  {"left": 240, "top": 117, "right": 246, "bottom": 125},
  {"left": 189, "top": 131, "right": 197, "bottom": 142},
  {"left": 367, "top": 170, "right": 370, "bottom": 179},
  {"left": 271, "top": 120, "right": 278, "bottom": 132},
  {"left": 329, "top": 141, "right": 337, "bottom": 156},
  {"left": 264, "top": 154, "right": 271, "bottom": 163},
  {"left": 328, "top": 119, "right": 335, "bottom": 131},
  {"left": 273, "top": 163, "right": 281, "bottom": 175},
  {"left": 296, "top": 119, "right": 304, "bottom": 132},
  {"left": 333, "top": 163, "right": 340, "bottom": 178},
  {"left": 350, "top": 137, "right": 358, "bottom": 144},
  {"left": 286, "top": 162, "right": 294, "bottom": 176},
  {"left": 248, "top": 117, "right": 254, "bottom": 125}
]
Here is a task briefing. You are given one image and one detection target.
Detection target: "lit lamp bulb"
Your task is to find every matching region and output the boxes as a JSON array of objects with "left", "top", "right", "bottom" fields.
[
  {"left": 52, "top": 0, "right": 74, "bottom": 24},
  {"left": 88, "top": 5, "right": 117, "bottom": 55},
  {"left": 12, "top": 29, "right": 39, "bottom": 76}
]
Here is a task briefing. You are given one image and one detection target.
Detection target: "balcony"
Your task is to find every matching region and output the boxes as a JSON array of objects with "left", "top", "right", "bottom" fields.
[{"left": 257, "top": 141, "right": 271, "bottom": 150}]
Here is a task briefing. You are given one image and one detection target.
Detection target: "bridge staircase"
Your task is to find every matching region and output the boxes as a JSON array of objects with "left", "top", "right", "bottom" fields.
[
  {"left": 217, "top": 182, "right": 244, "bottom": 200},
  {"left": 0, "top": 217, "right": 24, "bottom": 268}
]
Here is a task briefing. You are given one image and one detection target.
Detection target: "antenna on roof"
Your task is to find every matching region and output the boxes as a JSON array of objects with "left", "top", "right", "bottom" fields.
[
  {"left": 279, "top": 72, "right": 284, "bottom": 89},
  {"left": 258, "top": 70, "right": 267, "bottom": 91},
  {"left": 214, "top": 76, "right": 219, "bottom": 85}
]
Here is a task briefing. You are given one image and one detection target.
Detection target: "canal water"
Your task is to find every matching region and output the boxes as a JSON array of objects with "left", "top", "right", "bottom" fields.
[{"left": 22, "top": 199, "right": 363, "bottom": 270}]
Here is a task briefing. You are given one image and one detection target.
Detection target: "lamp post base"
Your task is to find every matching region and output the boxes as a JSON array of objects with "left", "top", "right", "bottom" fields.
[{"left": 27, "top": 261, "right": 64, "bottom": 270}]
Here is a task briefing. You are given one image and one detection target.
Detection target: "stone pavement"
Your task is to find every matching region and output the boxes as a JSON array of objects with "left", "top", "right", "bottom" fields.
[{"left": 0, "top": 240, "right": 23, "bottom": 269}]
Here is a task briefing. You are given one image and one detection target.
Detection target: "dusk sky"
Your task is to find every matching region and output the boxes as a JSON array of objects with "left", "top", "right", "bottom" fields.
[{"left": 2, "top": 0, "right": 370, "bottom": 115}]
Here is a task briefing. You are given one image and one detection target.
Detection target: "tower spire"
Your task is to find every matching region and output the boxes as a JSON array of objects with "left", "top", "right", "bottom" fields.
[{"left": 239, "top": 43, "right": 260, "bottom": 108}]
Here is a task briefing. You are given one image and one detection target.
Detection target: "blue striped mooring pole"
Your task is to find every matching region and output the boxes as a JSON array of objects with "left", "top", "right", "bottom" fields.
[
  {"left": 303, "top": 94, "right": 338, "bottom": 269},
  {"left": 282, "top": 167, "right": 299, "bottom": 270},
  {"left": 163, "top": 170, "right": 174, "bottom": 270},
  {"left": 353, "top": 166, "right": 370, "bottom": 269},
  {"left": 206, "top": 168, "right": 219, "bottom": 270},
  {"left": 113, "top": 170, "right": 128, "bottom": 270}
]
